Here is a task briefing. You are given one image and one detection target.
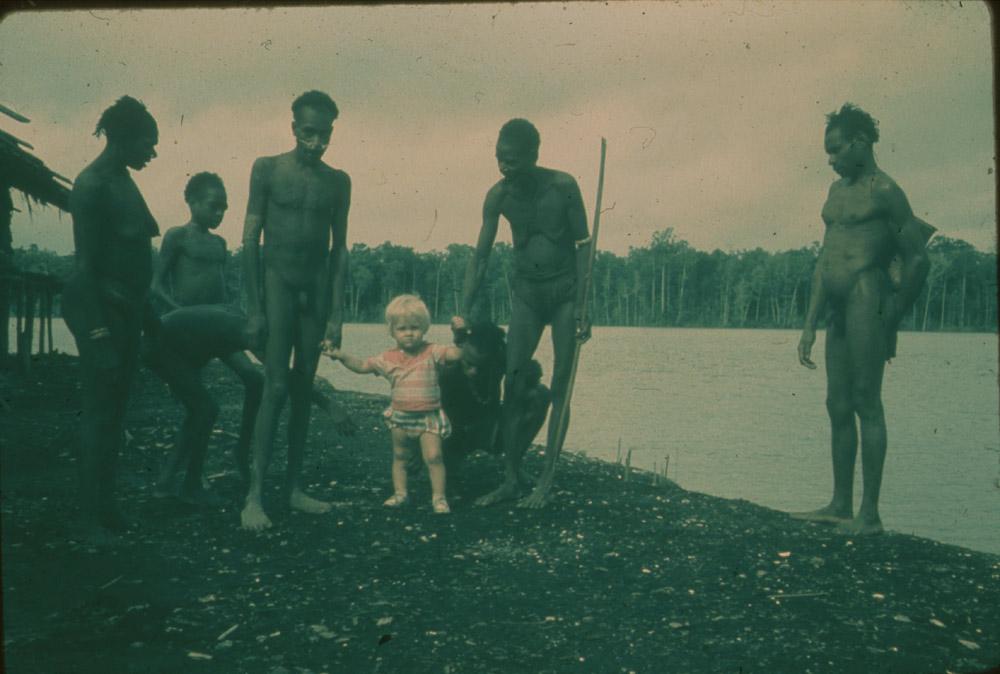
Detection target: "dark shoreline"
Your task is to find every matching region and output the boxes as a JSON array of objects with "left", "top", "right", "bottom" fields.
[{"left": 2, "top": 354, "right": 998, "bottom": 673}]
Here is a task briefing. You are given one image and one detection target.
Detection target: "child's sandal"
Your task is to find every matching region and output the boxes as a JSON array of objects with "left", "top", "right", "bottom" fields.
[
  {"left": 383, "top": 493, "right": 409, "bottom": 508},
  {"left": 432, "top": 498, "right": 451, "bottom": 514}
]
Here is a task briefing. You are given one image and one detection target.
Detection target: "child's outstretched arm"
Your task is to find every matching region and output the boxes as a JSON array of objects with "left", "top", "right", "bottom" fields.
[{"left": 325, "top": 348, "right": 375, "bottom": 375}]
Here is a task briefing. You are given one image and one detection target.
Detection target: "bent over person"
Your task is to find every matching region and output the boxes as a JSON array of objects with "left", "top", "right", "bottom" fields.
[
  {"left": 62, "top": 96, "right": 160, "bottom": 541},
  {"left": 453, "top": 118, "right": 591, "bottom": 509},
  {"left": 793, "top": 104, "right": 932, "bottom": 535},
  {"left": 240, "top": 90, "right": 350, "bottom": 530}
]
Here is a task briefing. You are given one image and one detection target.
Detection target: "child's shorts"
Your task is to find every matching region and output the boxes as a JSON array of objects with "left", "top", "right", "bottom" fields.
[{"left": 382, "top": 407, "right": 452, "bottom": 438}]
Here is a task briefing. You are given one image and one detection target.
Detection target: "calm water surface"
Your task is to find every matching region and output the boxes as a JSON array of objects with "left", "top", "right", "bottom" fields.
[{"left": 18, "top": 321, "right": 1000, "bottom": 555}]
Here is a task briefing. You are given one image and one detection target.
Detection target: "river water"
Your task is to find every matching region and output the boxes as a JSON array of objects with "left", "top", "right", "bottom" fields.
[{"left": 14, "top": 320, "right": 999, "bottom": 555}]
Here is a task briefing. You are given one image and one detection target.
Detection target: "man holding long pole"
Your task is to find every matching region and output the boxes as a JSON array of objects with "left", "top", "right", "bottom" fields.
[{"left": 452, "top": 119, "right": 606, "bottom": 508}]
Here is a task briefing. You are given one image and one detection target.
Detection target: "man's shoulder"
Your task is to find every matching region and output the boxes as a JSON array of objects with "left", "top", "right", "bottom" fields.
[
  {"left": 317, "top": 163, "right": 351, "bottom": 187},
  {"left": 547, "top": 168, "right": 578, "bottom": 187},
  {"left": 485, "top": 179, "right": 508, "bottom": 203},
  {"left": 869, "top": 170, "right": 902, "bottom": 198},
  {"left": 252, "top": 154, "right": 283, "bottom": 175}
]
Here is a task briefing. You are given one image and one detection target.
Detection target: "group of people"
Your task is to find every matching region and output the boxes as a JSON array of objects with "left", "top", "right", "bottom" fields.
[{"left": 61, "top": 89, "right": 931, "bottom": 543}]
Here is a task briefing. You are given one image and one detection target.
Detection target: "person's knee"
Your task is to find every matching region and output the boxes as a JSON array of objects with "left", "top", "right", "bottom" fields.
[
  {"left": 423, "top": 443, "right": 444, "bottom": 465},
  {"left": 825, "top": 395, "right": 853, "bottom": 421},
  {"left": 263, "top": 372, "right": 290, "bottom": 401},
  {"left": 850, "top": 385, "right": 883, "bottom": 418}
]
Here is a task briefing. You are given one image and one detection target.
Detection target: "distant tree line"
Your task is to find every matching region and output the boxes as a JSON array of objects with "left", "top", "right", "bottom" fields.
[{"left": 11, "top": 229, "right": 998, "bottom": 332}]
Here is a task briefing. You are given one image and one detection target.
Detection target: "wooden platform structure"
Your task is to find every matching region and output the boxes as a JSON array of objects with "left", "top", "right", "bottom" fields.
[{"left": 1, "top": 102, "right": 72, "bottom": 373}]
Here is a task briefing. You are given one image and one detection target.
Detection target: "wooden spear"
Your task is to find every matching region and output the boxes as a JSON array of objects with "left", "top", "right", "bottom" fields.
[{"left": 547, "top": 137, "right": 607, "bottom": 472}]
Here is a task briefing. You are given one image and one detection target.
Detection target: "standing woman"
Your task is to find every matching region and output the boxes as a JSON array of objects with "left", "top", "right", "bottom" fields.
[{"left": 63, "top": 96, "right": 160, "bottom": 541}]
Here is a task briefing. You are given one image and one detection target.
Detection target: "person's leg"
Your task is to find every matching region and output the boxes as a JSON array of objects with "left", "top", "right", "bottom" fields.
[
  {"left": 76, "top": 335, "right": 116, "bottom": 535},
  {"left": 475, "top": 292, "right": 545, "bottom": 506},
  {"left": 150, "top": 353, "right": 204, "bottom": 497},
  {"left": 386, "top": 427, "right": 411, "bottom": 504},
  {"left": 519, "top": 299, "right": 576, "bottom": 508},
  {"left": 791, "top": 312, "right": 857, "bottom": 523},
  {"left": 837, "top": 272, "right": 890, "bottom": 535},
  {"left": 241, "top": 271, "right": 295, "bottom": 530},
  {"left": 175, "top": 376, "right": 222, "bottom": 506},
  {"left": 221, "top": 351, "right": 263, "bottom": 485},
  {"left": 97, "top": 305, "right": 143, "bottom": 531},
  {"left": 286, "top": 292, "right": 331, "bottom": 514},
  {"left": 419, "top": 431, "right": 447, "bottom": 505}
]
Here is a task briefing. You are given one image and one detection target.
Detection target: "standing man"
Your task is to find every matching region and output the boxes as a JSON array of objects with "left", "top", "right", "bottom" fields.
[
  {"left": 452, "top": 119, "right": 591, "bottom": 509},
  {"left": 62, "top": 96, "right": 160, "bottom": 541},
  {"left": 240, "top": 90, "right": 350, "bottom": 530},
  {"left": 794, "top": 103, "right": 931, "bottom": 535}
]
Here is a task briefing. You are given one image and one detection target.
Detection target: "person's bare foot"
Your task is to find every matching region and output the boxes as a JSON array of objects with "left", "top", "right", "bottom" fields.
[
  {"left": 240, "top": 500, "right": 272, "bottom": 530},
  {"left": 517, "top": 481, "right": 553, "bottom": 509},
  {"left": 789, "top": 504, "right": 852, "bottom": 524},
  {"left": 178, "top": 487, "right": 227, "bottom": 508},
  {"left": 474, "top": 480, "right": 522, "bottom": 507},
  {"left": 836, "top": 515, "right": 884, "bottom": 535},
  {"left": 289, "top": 489, "right": 333, "bottom": 514}
]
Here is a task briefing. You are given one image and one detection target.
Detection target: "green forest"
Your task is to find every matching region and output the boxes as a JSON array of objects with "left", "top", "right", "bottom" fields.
[{"left": 13, "top": 228, "right": 998, "bottom": 332}]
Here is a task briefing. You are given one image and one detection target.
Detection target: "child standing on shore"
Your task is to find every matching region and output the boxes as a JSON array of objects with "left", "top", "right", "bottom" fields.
[{"left": 325, "top": 295, "right": 461, "bottom": 514}]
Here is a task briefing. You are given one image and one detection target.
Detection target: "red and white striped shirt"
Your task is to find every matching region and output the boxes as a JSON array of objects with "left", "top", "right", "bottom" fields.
[{"left": 365, "top": 343, "right": 450, "bottom": 412}]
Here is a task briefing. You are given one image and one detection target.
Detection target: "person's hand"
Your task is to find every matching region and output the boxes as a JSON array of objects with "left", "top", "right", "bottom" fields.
[
  {"left": 324, "top": 347, "right": 344, "bottom": 361},
  {"left": 575, "top": 313, "right": 592, "bottom": 343},
  {"left": 245, "top": 313, "right": 266, "bottom": 353},
  {"left": 320, "top": 322, "right": 343, "bottom": 353},
  {"left": 798, "top": 328, "right": 817, "bottom": 369},
  {"left": 450, "top": 315, "right": 470, "bottom": 344}
]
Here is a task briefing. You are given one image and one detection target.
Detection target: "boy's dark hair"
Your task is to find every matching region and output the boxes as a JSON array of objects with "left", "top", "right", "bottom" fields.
[
  {"left": 498, "top": 118, "right": 541, "bottom": 154},
  {"left": 94, "top": 95, "right": 157, "bottom": 142},
  {"left": 292, "top": 90, "right": 339, "bottom": 120},
  {"left": 826, "top": 103, "right": 880, "bottom": 144},
  {"left": 184, "top": 172, "right": 225, "bottom": 204}
]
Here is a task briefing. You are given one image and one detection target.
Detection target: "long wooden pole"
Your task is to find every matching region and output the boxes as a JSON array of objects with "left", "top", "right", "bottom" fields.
[{"left": 549, "top": 138, "right": 607, "bottom": 465}]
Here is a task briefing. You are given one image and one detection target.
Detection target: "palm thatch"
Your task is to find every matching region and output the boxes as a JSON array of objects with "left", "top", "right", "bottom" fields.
[{"left": 0, "top": 104, "right": 71, "bottom": 212}]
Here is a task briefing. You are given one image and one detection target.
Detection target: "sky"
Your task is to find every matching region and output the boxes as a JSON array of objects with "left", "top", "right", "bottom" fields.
[{"left": 1, "top": 1, "right": 995, "bottom": 257}]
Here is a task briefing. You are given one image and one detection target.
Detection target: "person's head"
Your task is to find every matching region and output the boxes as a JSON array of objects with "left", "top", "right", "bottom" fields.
[
  {"left": 496, "top": 118, "right": 540, "bottom": 179},
  {"left": 94, "top": 96, "right": 159, "bottom": 170},
  {"left": 824, "top": 103, "right": 879, "bottom": 178},
  {"left": 457, "top": 322, "right": 506, "bottom": 380},
  {"left": 385, "top": 294, "right": 431, "bottom": 350},
  {"left": 184, "top": 172, "right": 227, "bottom": 230},
  {"left": 291, "top": 90, "right": 339, "bottom": 164}
]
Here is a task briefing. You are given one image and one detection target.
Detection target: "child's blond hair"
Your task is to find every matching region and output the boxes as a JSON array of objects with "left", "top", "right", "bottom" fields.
[{"left": 385, "top": 294, "right": 431, "bottom": 333}]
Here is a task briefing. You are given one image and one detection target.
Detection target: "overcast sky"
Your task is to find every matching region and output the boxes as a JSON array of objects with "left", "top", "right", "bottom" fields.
[{"left": 1, "top": 2, "right": 995, "bottom": 257}]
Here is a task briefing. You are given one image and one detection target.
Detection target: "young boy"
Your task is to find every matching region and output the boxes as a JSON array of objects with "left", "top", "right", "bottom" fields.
[
  {"left": 327, "top": 295, "right": 462, "bottom": 514},
  {"left": 151, "top": 172, "right": 229, "bottom": 311}
]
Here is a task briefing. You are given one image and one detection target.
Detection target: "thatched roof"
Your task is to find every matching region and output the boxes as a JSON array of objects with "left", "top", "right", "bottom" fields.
[{"left": 0, "top": 105, "right": 71, "bottom": 212}]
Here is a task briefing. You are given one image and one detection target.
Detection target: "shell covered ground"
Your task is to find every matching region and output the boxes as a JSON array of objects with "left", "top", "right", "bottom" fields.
[{"left": 1, "top": 355, "right": 998, "bottom": 674}]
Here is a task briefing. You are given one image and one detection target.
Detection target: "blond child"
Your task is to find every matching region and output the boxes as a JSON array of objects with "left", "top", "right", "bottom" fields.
[{"left": 326, "top": 295, "right": 462, "bottom": 513}]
